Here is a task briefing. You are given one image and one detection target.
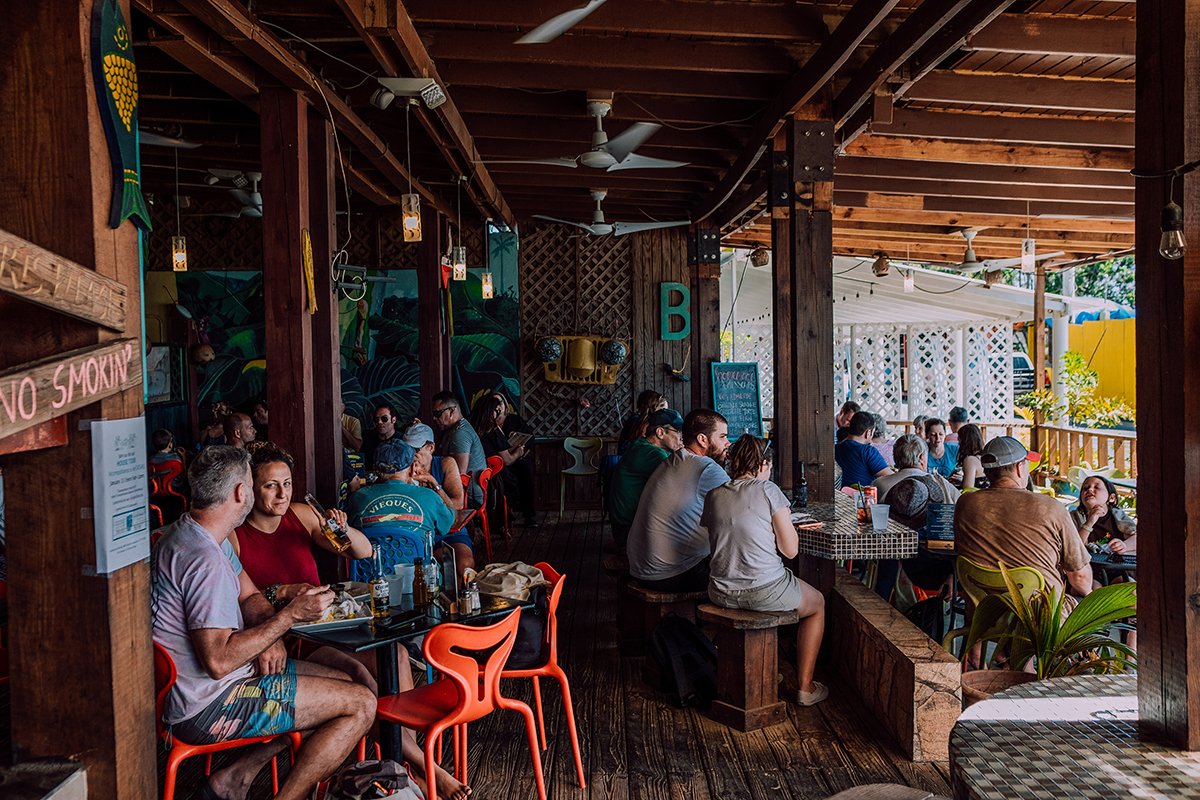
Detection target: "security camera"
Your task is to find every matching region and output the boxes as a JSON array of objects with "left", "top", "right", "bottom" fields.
[{"left": 375, "top": 77, "right": 447, "bottom": 110}]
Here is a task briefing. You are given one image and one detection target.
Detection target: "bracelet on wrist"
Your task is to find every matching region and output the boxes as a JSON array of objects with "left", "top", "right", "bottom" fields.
[{"left": 264, "top": 583, "right": 284, "bottom": 609}]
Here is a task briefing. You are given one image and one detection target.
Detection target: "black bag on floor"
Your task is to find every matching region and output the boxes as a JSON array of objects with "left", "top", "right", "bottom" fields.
[
  {"left": 648, "top": 613, "right": 717, "bottom": 708},
  {"left": 505, "top": 584, "right": 549, "bottom": 670}
]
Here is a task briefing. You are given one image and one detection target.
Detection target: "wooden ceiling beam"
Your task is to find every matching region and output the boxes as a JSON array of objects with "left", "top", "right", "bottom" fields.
[
  {"left": 165, "top": 0, "right": 455, "bottom": 218},
  {"left": 966, "top": 14, "right": 1136, "bottom": 58},
  {"left": 831, "top": 206, "right": 1134, "bottom": 233},
  {"left": 345, "top": 163, "right": 402, "bottom": 206},
  {"left": 340, "top": 0, "right": 514, "bottom": 225},
  {"left": 831, "top": 219, "right": 1134, "bottom": 245},
  {"left": 135, "top": 5, "right": 259, "bottom": 105},
  {"left": 835, "top": 174, "right": 1132, "bottom": 204},
  {"left": 830, "top": 230, "right": 1128, "bottom": 255},
  {"left": 893, "top": 0, "right": 1016, "bottom": 98},
  {"left": 905, "top": 70, "right": 1134, "bottom": 114},
  {"left": 836, "top": 155, "right": 1134, "bottom": 188},
  {"left": 692, "top": 0, "right": 901, "bottom": 222},
  {"left": 450, "top": 87, "right": 762, "bottom": 128},
  {"left": 843, "top": 135, "right": 1133, "bottom": 171},
  {"left": 424, "top": 29, "right": 800, "bottom": 75},
  {"left": 437, "top": 60, "right": 778, "bottom": 101},
  {"left": 404, "top": 0, "right": 829, "bottom": 41},
  {"left": 872, "top": 109, "right": 1132, "bottom": 148},
  {"left": 833, "top": 190, "right": 1132, "bottom": 219}
]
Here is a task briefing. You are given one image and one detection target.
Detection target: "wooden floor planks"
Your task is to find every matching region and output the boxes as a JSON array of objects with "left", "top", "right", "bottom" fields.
[{"left": 165, "top": 509, "right": 951, "bottom": 800}]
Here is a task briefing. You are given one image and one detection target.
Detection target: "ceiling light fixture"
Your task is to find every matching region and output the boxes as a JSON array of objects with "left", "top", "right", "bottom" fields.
[
  {"left": 1131, "top": 159, "right": 1200, "bottom": 261},
  {"left": 1021, "top": 201, "right": 1036, "bottom": 273},
  {"left": 172, "top": 148, "right": 187, "bottom": 272},
  {"left": 452, "top": 176, "right": 467, "bottom": 281},
  {"left": 481, "top": 270, "right": 494, "bottom": 299},
  {"left": 372, "top": 77, "right": 446, "bottom": 110},
  {"left": 401, "top": 101, "right": 422, "bottom": 242},
  {"left": 871, "top": 251, "right": 890, "bottom": 277}
]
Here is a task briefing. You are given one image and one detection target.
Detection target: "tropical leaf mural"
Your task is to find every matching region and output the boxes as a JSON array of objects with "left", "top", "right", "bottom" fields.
[{"left": 177, "top": 271, "right": 266, "bottom": 409}]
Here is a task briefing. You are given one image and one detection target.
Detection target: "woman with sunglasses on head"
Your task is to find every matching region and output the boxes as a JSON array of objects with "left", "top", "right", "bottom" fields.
[{"left": 701, "top": 434, "right": 828, "bottom": 707}]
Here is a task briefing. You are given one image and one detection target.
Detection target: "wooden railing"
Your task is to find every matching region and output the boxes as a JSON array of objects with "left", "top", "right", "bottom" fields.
[
  {"left": 1038, "top": 424, "right": 1138, "bottom": 479},
  {"left": 887, "top": 420, "right": 1034, "bottom": 446}
]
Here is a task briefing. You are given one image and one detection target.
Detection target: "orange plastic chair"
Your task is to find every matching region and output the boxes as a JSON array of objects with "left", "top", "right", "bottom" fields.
[
  {"left": 474, "top": 466, "right": 498, "bottom": 562},
  {"left": 502, "top": 562, "right": 585, "bottom": 788},
  {"left": 153, "top": 642, "right": 300, "bottom": 800},
  {"left": 375, "top": 609, "right": 547, "bottom": 800},
  {"left": 485, "top": 455, "right": 512, "bottom": 544},
  {"left": 150, "top": 460, "right": 188, "bottom": 506}
]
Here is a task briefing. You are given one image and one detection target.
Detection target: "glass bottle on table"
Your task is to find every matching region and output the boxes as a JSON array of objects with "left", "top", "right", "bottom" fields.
[
  {"left": 369, "top": 543, "right": 389, "bottom": 619},
  {"left": 412, "top": 558, "right": 430, "bottom": 609},
  {"left": 796, "top": 463, "right": 809, "bottom": 509},
  {"left": 424, "top": 529, "right": 442, "bottom": 598},
  {"left": 303, "top": 493, "right": 353, "bottom": 553}
]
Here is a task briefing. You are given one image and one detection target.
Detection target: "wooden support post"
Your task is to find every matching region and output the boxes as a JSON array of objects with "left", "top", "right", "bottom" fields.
[
  {"left": 689, "top": 224, "right": 721, "bottom": 411},
  {"left": 1031, "top": 262, "right": 1047, "bottom": 452},
  {"left": 416, "top": 204, "right": 449, "bottom": 422},
  {"left": 0, "top": 2, "right": 155, "bottom": 795},
  {"left": 308, "top": 110, "right": 342, "bottom": 501},
  {"left": 261, "top": 88, "right": 316, "bottom": 493},
  {"left": 790, "top": 110, "right": 836, "bottom": 505},
  {"left": 1135, "top": 0, "right": 1200, "bottom": 750},
  {"left": 771, "top": 130, "right": 796, "bottom": 491}
]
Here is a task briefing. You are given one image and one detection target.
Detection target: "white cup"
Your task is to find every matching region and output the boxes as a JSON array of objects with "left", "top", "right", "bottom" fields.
[
  {"left": 389, "top": 563, "right": 415, "bottom": 604},
  {"left": 870, "top": 503, "right": 891, "bottom": 532}
]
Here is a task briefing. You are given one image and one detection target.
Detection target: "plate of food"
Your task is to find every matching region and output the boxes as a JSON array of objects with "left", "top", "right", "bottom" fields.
[{"left": 291, "top": 590, "right": 373, "bottom": 632}]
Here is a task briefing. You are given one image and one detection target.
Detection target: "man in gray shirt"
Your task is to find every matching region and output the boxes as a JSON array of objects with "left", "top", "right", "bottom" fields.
[
  {"left": 432, "top": 390, "right": 487, "bottom": 506},
  {"left": 152, "top": 446, "right": 375, "bottom": 800},
  {"left": 626, "top": 409, "right": 730, "bottom": 592}
]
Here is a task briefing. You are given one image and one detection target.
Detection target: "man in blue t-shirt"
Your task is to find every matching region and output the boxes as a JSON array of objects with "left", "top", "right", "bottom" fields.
[
  {"left": 923, "top": 417, "right": 960, "bottom": 479},
  {"left": 835, "top": 412, "right": 894, "bottom": 487}
]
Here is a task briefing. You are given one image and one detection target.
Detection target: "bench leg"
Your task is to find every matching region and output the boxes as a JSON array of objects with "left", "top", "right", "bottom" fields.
[
  {"left": 705, "top": 626, "right": 787, "bottom": 732},
  {"left": 640, "top": 599, "right": 699, "bottom": 684}
]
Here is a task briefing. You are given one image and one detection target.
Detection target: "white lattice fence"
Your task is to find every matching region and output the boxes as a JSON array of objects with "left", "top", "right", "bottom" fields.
[
  {"left": 963, "top": 323, "right": 1014, "bottom": 421},
  {"left": 908, "top": 326, "right": 962, "bottom": 419},
  {"left": 849, "top": 324, "right": 904, "bottom": 418},
  {"left": 725, "top": 324, "right": 774, "bottom": 417},
  {"left": 834, "top": 325, "right": 851, "bottom": 408}
]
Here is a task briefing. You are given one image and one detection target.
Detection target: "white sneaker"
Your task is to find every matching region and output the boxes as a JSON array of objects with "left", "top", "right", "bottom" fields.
[{"left": 797, "top": 681, "right": 829, "bottom": 706}]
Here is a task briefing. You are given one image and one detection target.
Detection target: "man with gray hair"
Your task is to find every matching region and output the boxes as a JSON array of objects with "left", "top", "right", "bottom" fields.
[
  {"left": 872, "top": 434, "right": 960, "bottom": 505},
  {"left": 152, "top": 446, "right": 375, "bottom": 800}
]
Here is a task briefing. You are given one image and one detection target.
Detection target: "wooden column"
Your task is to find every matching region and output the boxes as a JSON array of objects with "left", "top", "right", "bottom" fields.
[
  {"left": 416, "top": 204, "right": 449, "bottom": 421},
  {"left": 1136, "top": 0, "right": 1200, "bottom": 750},
  {"left": 771, "top": 130, "right": 797, "bottom": 491},
  {"left": 1031, "top": 262, "right": 1047, "bottom": 452},
  {"left": 307, "top": 111, "right": 342, "bottom": 501},
  {"left": 260, "top": 88, "right": 316, "bottom": 493},
  {"left": 690, "top": 224, "right": 721, "bottom": 411},
  {"left": 0, "top": 1, "right": 155, "bottom": 795}
]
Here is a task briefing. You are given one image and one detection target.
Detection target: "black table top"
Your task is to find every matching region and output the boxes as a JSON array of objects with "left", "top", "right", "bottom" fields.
[
  {"left": 1089, "top": 551, "right": 1137, "bottom": 572},
  {"left": 288, "top": 593, "right": 531, "bottom": 653}
]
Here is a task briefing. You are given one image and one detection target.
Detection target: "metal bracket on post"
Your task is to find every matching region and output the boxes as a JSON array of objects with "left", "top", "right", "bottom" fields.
[
  {"left": 769, "top": 150, "right": 792, "bottom": 210},
  {"left": 791, "top": 120, "right": 836, "bottom": 182}
]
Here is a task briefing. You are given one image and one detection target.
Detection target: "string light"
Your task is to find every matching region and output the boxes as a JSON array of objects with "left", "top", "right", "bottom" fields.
[
  {"left": 452, "top": 176, "right": 467, "bottom": 280},
  {"left": 1161, "top": 174, "right": 1186, "bottom": 260},
  {"left": 400, "top": 101, "right": 422, "bottom": 242}
]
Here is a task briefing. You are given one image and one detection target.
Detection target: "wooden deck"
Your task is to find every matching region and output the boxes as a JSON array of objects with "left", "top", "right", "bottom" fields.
[{"left": 159, "top": 509, "right": 949, "bottom": 798}]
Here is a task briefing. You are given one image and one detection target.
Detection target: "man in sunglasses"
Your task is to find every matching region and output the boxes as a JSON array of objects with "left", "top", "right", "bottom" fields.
[
  {"left": 430, "top": 391, "right": 487, "bottom": 507},
  {"left": 361, "top": 402, "right": 400, "bottom": 470}
]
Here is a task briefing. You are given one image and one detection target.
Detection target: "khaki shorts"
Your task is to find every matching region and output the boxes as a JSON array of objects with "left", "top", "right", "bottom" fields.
[{"left": 709, "top": 571, "right": 803, "bottom": 613}]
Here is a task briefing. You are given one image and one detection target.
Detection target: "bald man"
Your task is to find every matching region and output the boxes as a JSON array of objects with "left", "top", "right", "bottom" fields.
[{"left": 224, "top": 412, "right": 257, "bottom": 449}]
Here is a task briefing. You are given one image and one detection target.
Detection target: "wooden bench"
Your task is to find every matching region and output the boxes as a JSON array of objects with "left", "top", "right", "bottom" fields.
[
  {"left": 625, "top": 583, "right": 707, "bottom": 661},
  {"left": 696, "top": 603, "right": 800, "bottom": 732},
  {"left": 830, "top": 573, "right": 961, "bottom": 761}
]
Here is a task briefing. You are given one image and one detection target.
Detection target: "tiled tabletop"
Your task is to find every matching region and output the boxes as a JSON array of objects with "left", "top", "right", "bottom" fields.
[
  {"left": 796, "top": 491, "right": 918, "bottom": 560},
  {"left": 951, "top": 675, "right": 1200, "bottom": 799}
]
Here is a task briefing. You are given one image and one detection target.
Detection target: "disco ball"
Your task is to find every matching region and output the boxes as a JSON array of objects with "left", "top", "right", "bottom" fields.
[
  {"left": 535, "top": 337, "right": 563, "bottom": 362},
  {"left": 600, "top": 339, "right": 628, "bottom": 365}
]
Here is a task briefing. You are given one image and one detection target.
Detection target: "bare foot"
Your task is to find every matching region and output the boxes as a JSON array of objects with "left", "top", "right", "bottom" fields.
[{"left": 435, "top": 765, "right": 472, "bottom": 800}]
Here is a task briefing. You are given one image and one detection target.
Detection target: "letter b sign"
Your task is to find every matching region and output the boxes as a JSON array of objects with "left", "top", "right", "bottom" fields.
[{"left": 660, "top": 282, "right": 691, "bottom": 341}]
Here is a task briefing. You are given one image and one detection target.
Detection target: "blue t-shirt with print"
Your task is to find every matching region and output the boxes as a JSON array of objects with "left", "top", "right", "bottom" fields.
[
  {"left": 835, "top": 439, "right": 888, "bottom": 488},
  {"left": 927, "top": 443, "right": 960, "bottom": 478}
]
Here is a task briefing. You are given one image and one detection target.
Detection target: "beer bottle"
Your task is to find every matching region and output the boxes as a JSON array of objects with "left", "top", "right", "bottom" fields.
[
  {"left": 796, "top": 463, "right": 809, "bottom": 509},
  {"left": 304, "top": 493, "right": 353, "bottom": 553},
  {"left": 369, "top": 543, "right": 389, "bottom": 619},
  {"left": 412, "top": 558, "right": 430, "bottom": 608}
]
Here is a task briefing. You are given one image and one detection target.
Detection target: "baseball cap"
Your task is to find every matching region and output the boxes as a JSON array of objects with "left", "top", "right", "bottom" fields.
[
  {"left": 647, "top": 408, "right": 684, "bottom": 432},
  {"left": 980, "top": 436, "right": 1041, "bottom": 469},
  {"left": 887, "top": 478, "right": 931, "bottom": 525},
  {"left": 402, "top": 422, "right": 436, "bottom": 450},
  {"left": 374, "top": 439, "right": 415, "bottom": 473}
]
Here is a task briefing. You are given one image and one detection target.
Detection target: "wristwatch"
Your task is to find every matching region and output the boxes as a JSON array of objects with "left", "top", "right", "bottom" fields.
[{"left": 264, "top": 583, "right": 284, "bottom": 609}]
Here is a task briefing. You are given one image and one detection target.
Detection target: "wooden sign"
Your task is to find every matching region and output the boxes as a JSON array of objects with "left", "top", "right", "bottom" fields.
[
  {"left": 0, "top": 338, "right": 141, "bottom": 441},
  {"left": 0, "top": 227, "right": 128, "bottom": 331},
  {"left": 711, "top": 361, "right": 763, "bottom": 438}
]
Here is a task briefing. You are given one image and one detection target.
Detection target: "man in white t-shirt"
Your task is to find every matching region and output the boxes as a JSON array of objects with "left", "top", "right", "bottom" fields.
[{"left": 626, "top": 409, "right": 730, "bottom": 592}]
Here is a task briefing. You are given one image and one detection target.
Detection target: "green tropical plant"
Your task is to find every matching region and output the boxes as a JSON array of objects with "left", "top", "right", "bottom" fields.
[
  {"left": 964, "top": 562, "right": 1136, "bottom": 679},
  {"left": 1016, "top": 351, "right": 1134, "bottom": 428}
]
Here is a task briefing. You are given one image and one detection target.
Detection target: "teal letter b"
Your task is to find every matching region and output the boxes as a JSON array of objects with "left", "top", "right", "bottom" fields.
[{"left": 660, "top": 282, "right": 691, "bottom": 341}]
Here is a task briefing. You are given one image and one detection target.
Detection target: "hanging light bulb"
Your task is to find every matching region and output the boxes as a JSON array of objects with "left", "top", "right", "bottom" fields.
[
  {"left": 1160, "top": 201, "right": 1186, "bottom": 260},
  {"left": 871, "top": 251, "right": 890, "bottom": 277},
  {"left": 1020, "top": 238, "right": 1037, "bottom": 273},
  {"left": 902, "top": 270, "right": 914, "bottom": 293},
  {"left": 481, "top": 270, "right": 494, "bottom": 299},
  {"left": 452, "top": 245, "right": 467, "bottom": 281},
  {"left": 171, "top": 235, "right": 188, "bottom": 272},
  {"left": 401, "top": 193, "right": 422, "bottom": 242}
]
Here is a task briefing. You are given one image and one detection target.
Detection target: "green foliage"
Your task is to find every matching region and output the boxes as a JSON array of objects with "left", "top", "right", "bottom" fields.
[
  {"left": 1016, "top": 351, "right": 1134, "bottom": 427},
  {"left": 963, "top": 562, "right": 1137, "bottom": 679},
  {"left": 1047, "top": 256, "right": 1136, "bottom": 308}
]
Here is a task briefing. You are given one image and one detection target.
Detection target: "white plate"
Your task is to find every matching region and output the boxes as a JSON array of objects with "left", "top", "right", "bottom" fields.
[{"left": 291, "top": 614, "right": 373, "bottom": 633}]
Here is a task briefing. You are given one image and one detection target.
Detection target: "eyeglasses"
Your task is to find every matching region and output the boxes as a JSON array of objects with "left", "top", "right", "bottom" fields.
[
  {"left": 375, "top": 415, "right": 392, "bottom": 423},
  {"left": 433, "top": 407, "right": 454, "bottom": 418}
]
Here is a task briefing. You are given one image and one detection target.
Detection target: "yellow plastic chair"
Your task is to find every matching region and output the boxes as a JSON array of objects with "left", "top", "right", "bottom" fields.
[
  {"left": 559, "top": 436, "right": 602, "bottom": 518},
  {"left": 942, "top": 556, "right": 1046, "bottom": 657}
]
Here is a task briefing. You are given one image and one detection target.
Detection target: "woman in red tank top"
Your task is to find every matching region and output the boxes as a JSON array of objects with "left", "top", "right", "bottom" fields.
[{"left": 233, "top": 444, "right": 473, "bottom": 800}]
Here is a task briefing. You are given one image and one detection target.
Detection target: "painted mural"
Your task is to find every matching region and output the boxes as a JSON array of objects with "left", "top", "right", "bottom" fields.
[{"left": 176, "top": 271, "right": 266, "bottom": 411}]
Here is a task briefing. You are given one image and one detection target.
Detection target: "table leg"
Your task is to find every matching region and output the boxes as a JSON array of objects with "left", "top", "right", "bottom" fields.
[{"left": 377, "top": 642, "right": 404, "bottom": 761}]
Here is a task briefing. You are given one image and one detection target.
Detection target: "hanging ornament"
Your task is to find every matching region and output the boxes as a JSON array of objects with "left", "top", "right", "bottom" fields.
[{"left": 481, "top": 271, "right": 494, "bottom": 299}]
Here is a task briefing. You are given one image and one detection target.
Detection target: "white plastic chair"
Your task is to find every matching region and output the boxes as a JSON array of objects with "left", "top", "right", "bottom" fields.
[{"left": 559, "top": 437, "right": 602, "bottom": 518}]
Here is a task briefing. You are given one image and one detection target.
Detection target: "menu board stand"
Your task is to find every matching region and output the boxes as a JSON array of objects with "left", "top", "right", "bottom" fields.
[{"left": 711, "top": 362, "right": 763, "bottom": 438}]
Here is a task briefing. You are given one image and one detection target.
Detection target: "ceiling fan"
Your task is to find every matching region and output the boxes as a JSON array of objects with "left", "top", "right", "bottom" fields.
[
  {"left": 195, "top": 169, "right": 263, "bottom": 219},
  {"left": 944, "top": 230, "right": 1064, "bottom": 274},
  {"left": 516, "top": 0, "right": 608, "bottom": 44},
  {"left": 534, "top": 189, "right": 690, "bottom": 236},
  {"left": 483, "top": 98, "right": 688, "bottom": 172}
]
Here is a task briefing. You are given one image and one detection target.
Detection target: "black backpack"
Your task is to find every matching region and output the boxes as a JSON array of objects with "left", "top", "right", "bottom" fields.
[{"left": 648, "top": 614, "right": 717, "bottom": 708}]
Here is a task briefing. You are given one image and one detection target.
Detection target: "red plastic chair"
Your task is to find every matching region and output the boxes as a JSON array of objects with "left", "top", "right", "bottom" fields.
[
  {"left": 485, "top": 455, "right": 512, "bottom": 543},
  {"left": 150, "top": 460, "right": 188, "bottom": 507},
  {"left": 375, "top": 609, "right": 546, "bottom": 800},
  {"left": 502, "top": 562, "right": 585, "bottom": 788},
  {"left": 472, "top": 467, "right": 498, "bottom": 563},
  {"left": 153, "top": 642, "right": 300, "bottom": 800}
]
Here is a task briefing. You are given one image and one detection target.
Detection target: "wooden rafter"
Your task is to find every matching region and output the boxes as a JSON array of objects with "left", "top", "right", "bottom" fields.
[
  {"left": 835, "top": 175, "right": 1132, "bottom": 205},
  {"left": 836, "top": 156, "right": 1134, "bottom": 188},
  {"left": 905, "top": 71, "right": 1134, "bottom": 114},
  {"left": 139, "top": 13, "right": 259, "bottom": 105},
  {"left": 966, "top": 14, "right": 1135, "bottom": 58},
  {"left": 844, "top": 135, "right": 1133, "bottom": 171},
  {"left": 833, "top": 190, "right": 1132, "bottom": 219},
  {"left": 870, "top": 109, "right": 1132, "bottom": 148}
]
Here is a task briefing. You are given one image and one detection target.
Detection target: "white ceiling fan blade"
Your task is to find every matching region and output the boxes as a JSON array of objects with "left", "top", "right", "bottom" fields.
[
  {"left": 480, "top": 157, "right": 579, "bottom": 169},
  {"left": 139, "top": 130, "right": 201, "bottom": 149},
  {"left": 533, "top": 214, "right": 598, "bottom": 234},
  {"left": 241, "top": 206, "right": 263, "bottom": 219},
  {"left": 607, "top": 153, "right": 690, "bottom": 171},
  {"left": 603, "top": 122, "right": 661, "bottom": 163},
  {"left": 248, "top": 191, "right": 263, "bottom": 208},
  {"left": 230, "top": 188, "right": 254, "bottom": 207},
  {"left": 515, "top": 0, "right": 608, "bottom": 44},
  {"left": 612, "top": 219, "right": 692, "bottom": 236}
]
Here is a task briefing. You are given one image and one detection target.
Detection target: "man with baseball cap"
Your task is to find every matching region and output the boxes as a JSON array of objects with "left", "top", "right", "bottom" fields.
[
  {"left": 607, "top": 408, "right": 685, "bottom": 547},
  {"left": 954, "top": 436, "right": 1092, "bottom": 599},
  {"left": 402, "top": 422, "right": 466, "bottom": 512}
]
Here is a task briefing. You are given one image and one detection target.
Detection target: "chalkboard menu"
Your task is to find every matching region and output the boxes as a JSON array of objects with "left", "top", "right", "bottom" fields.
[
  {"left": 923, "top": 503, "right": 956, "bottom": 551},
  {"left": 711, "top": 362, "right": 763, "bottom": 437}
]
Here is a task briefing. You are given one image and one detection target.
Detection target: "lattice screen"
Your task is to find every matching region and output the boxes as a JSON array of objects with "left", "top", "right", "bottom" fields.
[
  {"left": 849, "top": 324, "right": 904, "bottom": 418},
  {"left": 963, "top": 323, "right": 1014, "bottom": 421},
  {"left": 907, "top": 325, "right": 961, "bottom": 419},
  {"left": 834, "top": 325, "right": 852, "bottom": 409},
  {"left": 726, "top": 323, "right": 774, "bottom": 417}
]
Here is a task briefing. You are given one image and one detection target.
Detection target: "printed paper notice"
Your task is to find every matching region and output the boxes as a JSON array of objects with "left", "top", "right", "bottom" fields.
[{"left": 92, "top": 416, "right": 150, "bottom": 574}]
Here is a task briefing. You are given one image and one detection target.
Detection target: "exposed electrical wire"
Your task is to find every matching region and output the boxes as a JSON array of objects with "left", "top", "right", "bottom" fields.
[
  {"left": 258, "top": 19, "right": 377, "bottom": 90},
  {"left": 720, "top": 251, "right": 753, "bottom": 334},
  {"left": 308, "top": 75, "right": 354, "bottom": 264},
  {"left": 621, "top": 95, "right": 763, "bottom": 132}
]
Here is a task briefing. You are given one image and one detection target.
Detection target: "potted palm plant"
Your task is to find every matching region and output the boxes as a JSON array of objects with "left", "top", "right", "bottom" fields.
[{"left": 959, "top": 562, "right": 1137, "bottom": 705}]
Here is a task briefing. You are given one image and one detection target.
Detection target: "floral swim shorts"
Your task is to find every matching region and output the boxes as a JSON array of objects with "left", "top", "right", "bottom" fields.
[{"left": 172, "top": 659, "right": 298, "bottom": 744}]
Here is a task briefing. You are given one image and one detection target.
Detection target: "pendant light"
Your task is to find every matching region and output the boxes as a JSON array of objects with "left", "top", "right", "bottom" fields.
[
  {"left": 481, "top": 270, "right": 494, "bottom": 299},
  {"left": 1161, "top": 174, "right": 1186, "bottom": 260},
  {"left": 171, "top": 148, "right": 188, "bottom": 271},
  {"left": 451, "top": 176, "right": 467, "bottom": 280},
  {"left": 1020, "top": 202, "right": 1036, "bottom": 273},
  {"left": 400, "top": 100, "right": 422, "bottom": 242}
]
